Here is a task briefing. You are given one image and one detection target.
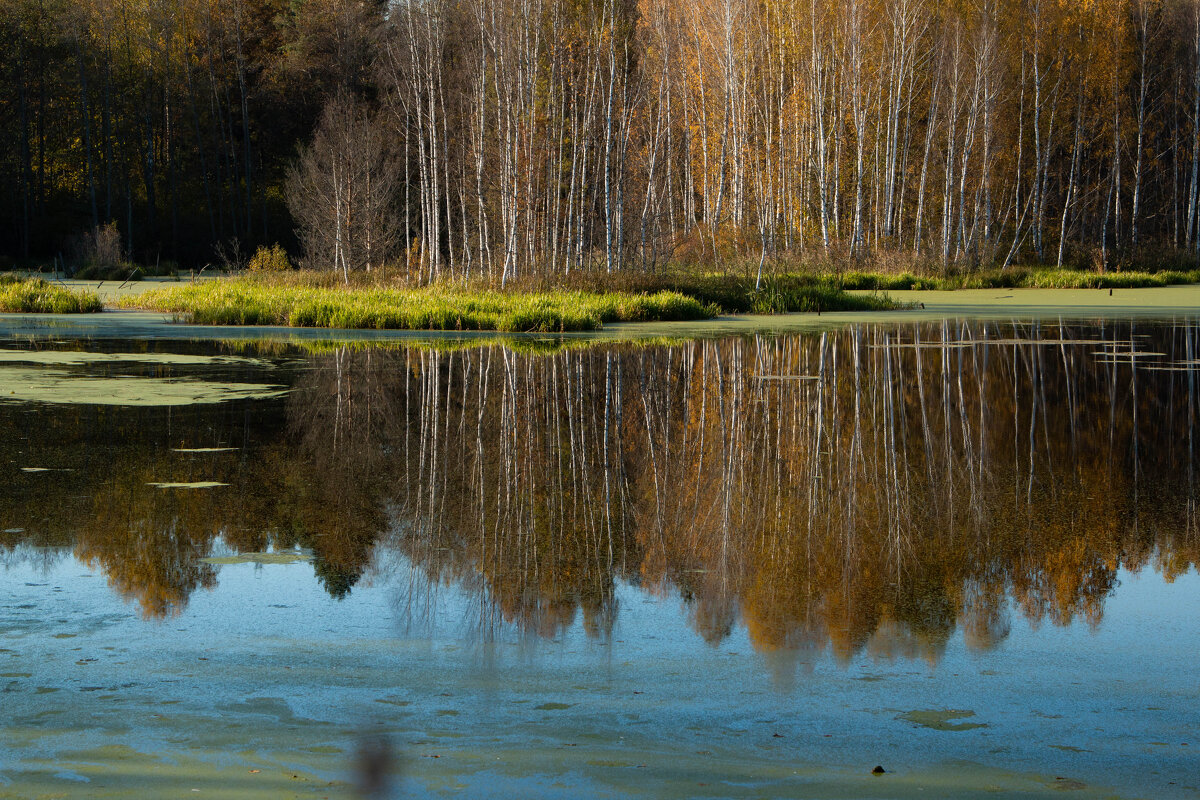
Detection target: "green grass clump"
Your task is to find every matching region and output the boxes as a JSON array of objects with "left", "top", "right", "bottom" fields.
[
  {"left": 0, "top": 278, "right": 103, "bottom": 313},
  {"left": 838, "top": 271, "right": 948, "bottom": 291},
  {"left": 118, "top": 279, "right": 714, "bottom": 332},
  {"left": 745, "top": 281, "right": 898, "bottom": 313}
]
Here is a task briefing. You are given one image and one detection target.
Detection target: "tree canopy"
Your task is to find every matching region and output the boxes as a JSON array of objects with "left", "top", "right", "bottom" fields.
[{"left": 3, "top": 0, "right": 1200, "bottom": 278}]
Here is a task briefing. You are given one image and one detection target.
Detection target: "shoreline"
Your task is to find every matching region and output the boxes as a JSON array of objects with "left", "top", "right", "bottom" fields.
[{"left": 0, "top": 285, "right": 1198, "bottom": 344}]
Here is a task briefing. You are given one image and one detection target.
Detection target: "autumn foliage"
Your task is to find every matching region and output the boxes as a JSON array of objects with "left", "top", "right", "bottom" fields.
[{"left": 3, "top": 0, "right": 1200, "bottom": 279}]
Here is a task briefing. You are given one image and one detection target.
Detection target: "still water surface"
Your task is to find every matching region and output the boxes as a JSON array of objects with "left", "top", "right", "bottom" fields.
[{"left": 1, "top": 319, "right": 1198, "bottom": 798}]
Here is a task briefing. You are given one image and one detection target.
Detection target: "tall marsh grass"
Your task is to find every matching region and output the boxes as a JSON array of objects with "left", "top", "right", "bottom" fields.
[
  {"left": 118, "top": 279, "right": 714, "bottom": 331},
  {"left": 0, "top": 278, "right": 103, "bottom": 313}
]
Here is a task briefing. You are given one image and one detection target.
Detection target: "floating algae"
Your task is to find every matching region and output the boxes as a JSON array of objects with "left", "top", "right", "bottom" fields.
[
  {"left": 898, "top": 709, "right": 988, "bottom": 731},
  {"left": 200, "top": 551, "right": 313, "bottom": 565},
  {"left": 0, "top": 366, "right": 286, "bottom": 406},
  {"left": 0, "top": 349, "right": 270, "bottom": 367}
]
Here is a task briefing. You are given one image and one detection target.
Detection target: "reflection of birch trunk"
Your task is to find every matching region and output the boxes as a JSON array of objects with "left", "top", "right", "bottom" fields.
[
  {"left": 1188, "top": 323, "right": 1197, "bottom": 538},
  {"left": 955, "top": 321, "right": 976, "bottom": 518},
  {"left": 373, "top": 320, "right": 1200, "bottom": 652},
  {"left": 808, "top": 333, "right": 828, "bottom": 545}
]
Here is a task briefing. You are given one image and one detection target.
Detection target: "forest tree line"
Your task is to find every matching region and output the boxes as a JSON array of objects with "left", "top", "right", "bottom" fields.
[{"left": 3, "top": 0, "right": 1200, "bottom": 280}]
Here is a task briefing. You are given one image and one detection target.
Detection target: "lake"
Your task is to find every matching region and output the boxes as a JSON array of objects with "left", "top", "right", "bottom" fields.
[{"left": 1, "top": 316, "right": 1198, "bottom": 798}]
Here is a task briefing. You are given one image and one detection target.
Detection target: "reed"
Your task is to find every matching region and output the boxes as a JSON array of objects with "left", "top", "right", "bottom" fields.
[
  {"left": 117, "top": 279, "right": 715, "bottom": 332},
  {"left": 0, "top": 278, "right": 103, "bottom": 313}
]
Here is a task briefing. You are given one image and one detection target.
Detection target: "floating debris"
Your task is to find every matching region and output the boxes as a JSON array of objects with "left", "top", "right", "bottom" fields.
[{"left": 147, "top": 481, "right": 229, "bottom": 489}]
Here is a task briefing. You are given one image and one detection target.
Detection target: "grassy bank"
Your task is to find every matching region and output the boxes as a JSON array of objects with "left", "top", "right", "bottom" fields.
[
  {"left": 118, "top": 272, "right": 904, "bottom": 331},
  {"left": 466, "top": 263, "right": 1200, "bottom": 308},
  {"left": 833, "top": 267, "right": 1200, "bottom": 291},
  {"left": 0, "top": 277, "right": 103, "bottom": 313},
  {"left": 118, "top": 280, "right": 714, "bottom": 331}
]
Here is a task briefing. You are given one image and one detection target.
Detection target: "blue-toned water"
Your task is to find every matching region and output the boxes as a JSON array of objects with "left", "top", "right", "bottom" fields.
[{"left": 1, "top": 320, "right": 1198, "bottom": 798}]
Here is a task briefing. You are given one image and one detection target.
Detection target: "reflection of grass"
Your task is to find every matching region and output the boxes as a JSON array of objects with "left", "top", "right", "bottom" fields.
[
  {"left": 218, "top": 334, "right": 693, "bottom": 358},
  {"left": 118, "top": 279, "right": 712, "bottom": 332},
  {"left": 0, "top": 278, "right": 103, "bottom": 313}
]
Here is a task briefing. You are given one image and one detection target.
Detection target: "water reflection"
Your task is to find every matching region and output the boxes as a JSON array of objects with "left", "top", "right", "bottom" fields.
[{"left": 2, "top": 321, "right": 1198, "bottom": 665}]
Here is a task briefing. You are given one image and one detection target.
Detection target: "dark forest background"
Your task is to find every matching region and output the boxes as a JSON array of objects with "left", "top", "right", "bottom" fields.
[{"left": 3, "top": 0, "right": 1200, "bottom": 280}]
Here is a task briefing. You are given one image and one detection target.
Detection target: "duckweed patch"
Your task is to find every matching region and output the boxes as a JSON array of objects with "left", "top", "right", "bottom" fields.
[
  {"left": 0, "top": 349, "right": 269, "bottom": 367},
  {"left": 0, "top": 367, "right": 286, "bottom": 406},
  {"left": 898, "top": 709, "right": 988, "bottom": 731},
  {"left": 201, "top": 551, "right": 313, "bottom": 565}
]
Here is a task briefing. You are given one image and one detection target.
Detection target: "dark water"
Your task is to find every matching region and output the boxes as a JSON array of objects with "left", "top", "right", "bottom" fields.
[{"left": 1, "top": 320, "right": 1198, "bottom": 798}]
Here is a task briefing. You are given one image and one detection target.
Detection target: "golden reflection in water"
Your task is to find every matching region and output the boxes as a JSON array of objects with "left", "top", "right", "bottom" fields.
[
  {"left": 1, "top": 322, "right": 1198, "bottom": 664},
  {"left": 386, "top": 322, "right": 1200, "bottom": 664}
]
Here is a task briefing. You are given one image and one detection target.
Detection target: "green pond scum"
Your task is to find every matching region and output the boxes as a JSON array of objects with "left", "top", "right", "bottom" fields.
[
  {"left": 0, "top": 314, "right": 1198, "bottom": 799},
  {"left": 897, "top": 710, "right": 989, "bottom": 732}
]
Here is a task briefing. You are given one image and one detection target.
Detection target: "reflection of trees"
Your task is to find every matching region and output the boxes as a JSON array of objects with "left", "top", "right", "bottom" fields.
[
  {"left": 283, "top": 347, "right": 400, "bottom": 598},
  {"left": 0, "top": 346, "right": 404, "bottom": 616},
  {"left": 0, "top": 403, "right": 236, "bottom": 618},
  {"left": 75, "top": 462, "right": 219, "bottom": 617},
  {"left": 392, "top": 347, "right": 627, "bottom": 639},
  {"left": 2, "top": 325, "right": 1199, "bottom": 659},
  {"left": 389, "top": 321, "right": 1200, "bottom": 663}
]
